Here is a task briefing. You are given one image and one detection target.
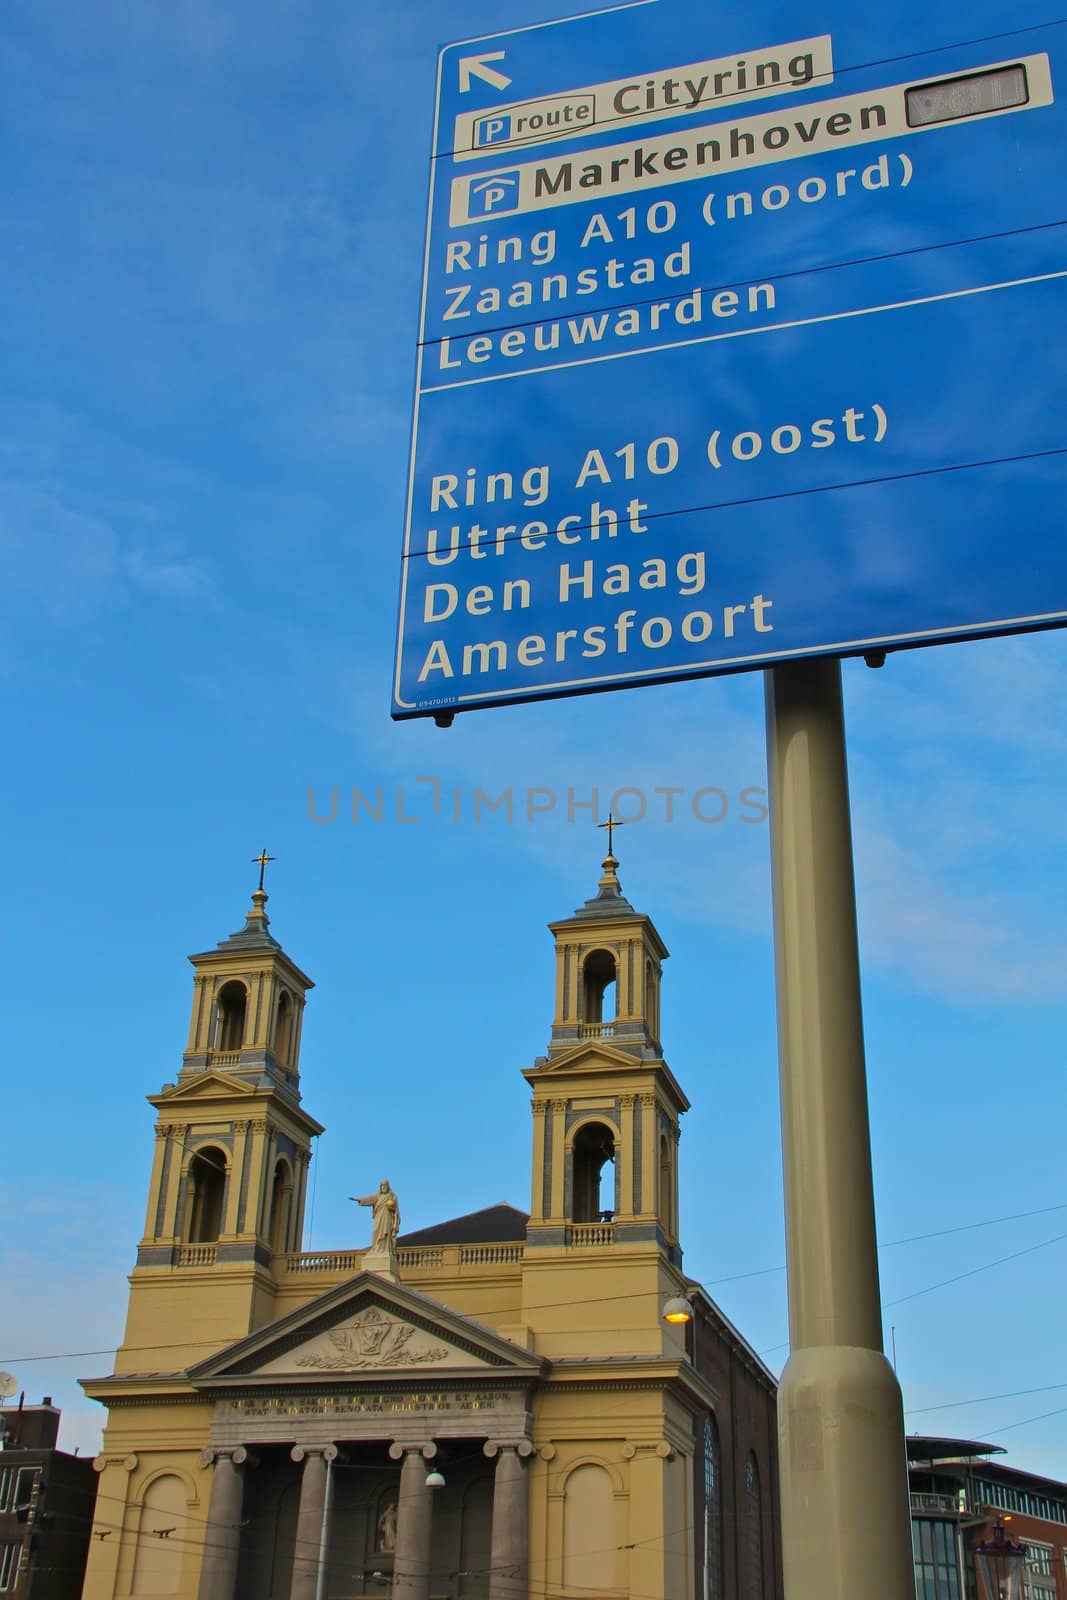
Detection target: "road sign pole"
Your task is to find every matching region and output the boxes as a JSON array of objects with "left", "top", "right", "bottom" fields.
[{"left": 764, "top": 657, "right": 913, "bottom": 1600}]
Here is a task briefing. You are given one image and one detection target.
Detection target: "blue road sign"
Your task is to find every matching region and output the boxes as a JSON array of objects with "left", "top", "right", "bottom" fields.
[{"left": 392, "top": 2, "right": 1067, "bottom": 719}]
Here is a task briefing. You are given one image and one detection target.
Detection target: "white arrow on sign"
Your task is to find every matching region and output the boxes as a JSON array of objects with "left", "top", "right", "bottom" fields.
[{"left": 459, "top": 52, "right": 512, "bottom": 93}]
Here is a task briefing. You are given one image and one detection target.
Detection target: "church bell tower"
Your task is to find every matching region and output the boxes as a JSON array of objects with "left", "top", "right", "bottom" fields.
[
  {"left": 118, "top": 870, "right": 323, "bottom": 1370},
  {"left": 524, "top": 848, "right": 689, "bottom": 1259}
]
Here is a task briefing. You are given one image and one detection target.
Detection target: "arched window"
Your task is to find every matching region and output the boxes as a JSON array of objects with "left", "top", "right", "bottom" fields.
[
  {"left": 185, "top": 1147, "right": 226, "bottom": 1244},
  {"left": 582, "top": 950, "right": 616, "bottom": 1023},
  {"left": 273, "top": 991, "right": 293, "bottom": 1063},
  {"left": 571, "top": 1121, "right": 616, "bottom": 1222},
  {"left": 703, "top": 1416, "right": 722, "bottom": 1600},
  {"left": 745, "top": 1452, "right": 764, "bottom": 1600},
  {"left": 214, "top": 981, "right": 247, "bottom": 1052},
  {"left": 268, "top": 1158, "right": 293, "bottom": 1253},
  {"left": 563, "top": 1465, "right": 614, "bottom": 1591},
  {"left": 132, "top": 1474, "right": 187, "bottom": 1595}
]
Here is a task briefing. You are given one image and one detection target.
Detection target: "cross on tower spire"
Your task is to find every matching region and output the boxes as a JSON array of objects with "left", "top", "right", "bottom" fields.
[
  {"left": 597, "top": 812, "right": 624, "bottom": 858},
  {"left": 252, "top": 848, "right": 276, "bottom": 893}
]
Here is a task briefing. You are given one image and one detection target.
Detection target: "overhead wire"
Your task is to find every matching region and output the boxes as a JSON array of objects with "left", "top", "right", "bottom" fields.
[
  {"left": 4, "top": 1199, "right": 1065, "bottom": 1368},
  {"left": 427, "top": 17, "right": 1067, "bottom": 163},
  {"left": 981, "top": 1404, "right": 1067, "bottom": 1439},
  {"left": 906, "top": 1382, "right": 1067, "bottom": 1416},
  {"left": 880, "top": 1230, "right": 1067, "bottom": 1310},
  {"left": 413, "top": 218, "right": 1067, "bottom": 358},
  {"left": 757, "top": 1225, "right": 1067, "bottom": 1357},
  {"left": 401, "top": 446, "right": 1067, "bottom": 568},
  {"left": 405, "top": 18, "right": 1067, "bottom": 579},
  {"left": 13, "top": 1370, "right": 1065, "bottom": 1577},
  {"left": 27, "top": 1474, "right": 717, "bottom": 1593}
]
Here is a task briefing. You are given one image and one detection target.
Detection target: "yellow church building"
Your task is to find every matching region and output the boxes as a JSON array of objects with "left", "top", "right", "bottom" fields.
[{"left": 81, "top": 854, "right": 782, "bottom": 1600}]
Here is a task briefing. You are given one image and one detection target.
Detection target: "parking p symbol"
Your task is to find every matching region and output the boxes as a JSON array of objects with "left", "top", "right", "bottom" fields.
[{"left": 468, "top": 171, "right": 521, "bottom": 216}]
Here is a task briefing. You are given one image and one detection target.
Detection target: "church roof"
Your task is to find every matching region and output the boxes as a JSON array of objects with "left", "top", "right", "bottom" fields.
[
  {"left": 213, "top": 888, "right": 282, "bottom": 952},
  {"left": 567, "top": 853, "right": 635, "bottom": 918},
  {"left": 398, "top": 1203, "right": 529, "bottom": 1246}
]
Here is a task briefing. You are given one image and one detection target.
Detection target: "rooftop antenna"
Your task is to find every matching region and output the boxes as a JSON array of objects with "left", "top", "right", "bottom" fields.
[{"left": 0, "top": 1374, "right": 17, "bottom": 1405}]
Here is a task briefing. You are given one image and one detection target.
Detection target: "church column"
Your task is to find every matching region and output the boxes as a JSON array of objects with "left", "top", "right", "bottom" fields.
[
  {"left": 292, "top": 1147, "right": 311, "bottom": 1250},
  {"left": 639, "top": 1093, "right": 657, "bottom": 1215},
  {"left": 670, "top": 1119, "right": 681, "bottom": 1238},
  {"left": 222, "top": 1121, "right": 246, "bottom": 1238},
  {"left": 197, "top": 1447, "right": 252, "bottom": 1600},
  {"left": 549, "top": 1098, "right": 567, "bottom": 1220},
  {"left": 529, "top": 1101, "right": 547, "bottom": 1222},
  {"left": 257, "top": 1124, "right": 278, "bottom": 1237},
  {"left": 162, "top": 1125, "right": 188, "bottom": 1238},
  {"left": 86, "top": 1455, "right": 136, "bottom": 1600},
  {"left": 289, "top": 1444, "right": 337, "bottom": 1600},
  {"left": 389, "top": 1442, "right": 437, "bottom": 1600},
  {"left": 618, "top": 1095, "right": 635, "bottom": 1221},
  {"left": 253, "top": 970, "right": 267, "bottom": 1044},
  {"left": 485, "top": 1442, "right": 534, "bottom": 1600},
  {"left": 618, "top": 936, "right": 633, "bottom": 1019},
  {"left": 554, "top": 945, "right": 567, "bottom": 1024},
  {"left": 143, "top": 1126, "right": 170, "bottom": 1239},
  {"left": 187, "top": 975, "right": 207, "bottom": 1050},
  {"left": 292, "top": 996, "right": 306, "bottom": 1065}
]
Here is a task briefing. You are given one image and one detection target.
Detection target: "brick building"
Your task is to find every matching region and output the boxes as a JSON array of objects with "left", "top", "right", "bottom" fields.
[
  {"left": 908, "top": 1434, "right": 1067, "bottom": 1600},
  {"left": 0, "top": 1400, "right": 97, "bottom": 1600}
]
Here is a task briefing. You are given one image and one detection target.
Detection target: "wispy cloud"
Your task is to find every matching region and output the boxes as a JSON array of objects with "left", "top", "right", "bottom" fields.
[
  {"left": 335, "top": 627, "right": 1067, "bottom": 1003},
  {"left": 0, "top": 482, "right": 214, "bottom": 624}
]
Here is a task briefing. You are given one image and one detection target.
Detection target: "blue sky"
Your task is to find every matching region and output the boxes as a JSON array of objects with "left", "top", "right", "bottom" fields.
[{"left": 1, "top": 0, "right": 1065, "bottom": 1487}]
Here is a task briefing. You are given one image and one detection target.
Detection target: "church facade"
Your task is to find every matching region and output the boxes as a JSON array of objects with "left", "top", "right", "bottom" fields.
[{"left": 81, "top": 858, "right": 782, "bottom": 1600}]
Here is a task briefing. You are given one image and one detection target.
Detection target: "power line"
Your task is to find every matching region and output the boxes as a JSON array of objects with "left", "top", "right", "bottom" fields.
[
  {"left": 430, "top": 18, "right": 1067, "bottom": 161},
  {"left": 6, "top": 1200, "right": 1064, "bottom": 1368},
  {"left": 983, "top": 1404, "right": 1067, "bottom": 1438},
  {"left": 402, "top": 444, "right": 1067, "bottom": 569},
  {"left": 414, "top": 218, "right": 1067, "bottom": 358},
  {"left": 881, "top": 1230, "right": 1067, "bottom": 1310},
  {"left": 757, "top": 1229, "right": 1067, "bottom": 1358},
  {"left": 880, "top": 1203, "right": 1067, "bottom": 1251},
  {"left": 20, "top": 1407, "right": 1065, "bottom": 1583},
  {"left": 41, "top": 1476, "right": 715, "bottom": 1594},
  {"left": 905, "top": 1383, "right": 1067, "bottom": 1417},
  {"left": 703, "top": 1201, "right": 1067, "bottom": 1286}
]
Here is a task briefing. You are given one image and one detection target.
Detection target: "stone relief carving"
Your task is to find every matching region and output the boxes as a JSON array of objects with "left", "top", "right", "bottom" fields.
[{"left": 295, "top": 1307, "right": 450, "bottom": 1370}]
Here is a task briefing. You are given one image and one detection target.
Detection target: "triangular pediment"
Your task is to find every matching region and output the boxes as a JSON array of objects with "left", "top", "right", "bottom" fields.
[
  {"left": 526, "top": 1042, "right": 690, "bottom": 1113},
  {"left": 530, "top": 1041, "right": 653, "bottom": 1075},
  {"left": 188, "top": 1273, "right": 543, "bottom": 1386},
  {"left": 153, "top": 1070, "right": 258, "bottom": 1104}
]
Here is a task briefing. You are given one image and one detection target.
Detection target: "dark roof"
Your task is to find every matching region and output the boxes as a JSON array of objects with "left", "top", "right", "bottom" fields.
[
  {"left": 907, "top": 1435, "right": 1005, "bottom": 1462},
  {"left": 398, "top": 1203, "right": 529, "bottom": 1247},
  {"left": 569, "top": 864, "right": 635, "bottom": 918},
  {"left": 214, "top": 892, "right": 282, "bottom": 953}
]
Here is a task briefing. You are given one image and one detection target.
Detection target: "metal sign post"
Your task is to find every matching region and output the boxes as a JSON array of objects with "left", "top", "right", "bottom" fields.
[
  {"left": 395, "top": 4, "right": 1067, "bottom": 1592},
  {"left": 765, "top": 657, "right": 912, "bottom": 1600}
]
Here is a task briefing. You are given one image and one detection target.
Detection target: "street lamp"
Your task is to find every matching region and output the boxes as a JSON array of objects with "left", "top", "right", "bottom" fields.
[
  {"left": 662, "top": 1296, "right": 694, "bottom": 1324},
  {"left": 975, "top": 1520, "right": 1026, "bottom": 1600}
]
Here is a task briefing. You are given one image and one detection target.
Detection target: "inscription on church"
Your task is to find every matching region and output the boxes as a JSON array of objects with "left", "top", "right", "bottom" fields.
[{"left": 228, "top": 1391, "right": 502, "bottom": 1419}]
